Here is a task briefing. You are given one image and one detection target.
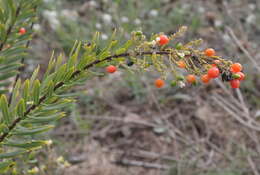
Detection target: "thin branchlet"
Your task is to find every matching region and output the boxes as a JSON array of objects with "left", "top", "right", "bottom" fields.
[
  {"left": 0, "top": 51, "right": 169, "bottom": 142},
  {"left": 0, "top": 2, "right": 22, "bottom": 51}
]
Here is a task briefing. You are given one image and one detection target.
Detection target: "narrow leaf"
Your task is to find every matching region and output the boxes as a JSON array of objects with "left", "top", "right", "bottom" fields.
[
  {"left": 12, "top": 125, "right": 54, "bottom": 135},
  {"left": 0, "top": 160, "right": 14, "bottom": 173},
  {"left": 22, "top": 79, "right": 30, "bottom": 102},
  {"left": 16, "top": 99, "right": 25, "bottom": 117},
  {"left": 3, "top": 140, "right": 47, "bottom": 149},
  {"left": 32, "top": 80, "right": 40, "bottom": 104},
  {"left": 25, "top": 113, "right": 65, "bottom": 123},
  {"left": 0, "top": 150, "right": 27, "bottom": 159},
  {"left": 0, "top": 95, "right": 11, "bottom": 124}
]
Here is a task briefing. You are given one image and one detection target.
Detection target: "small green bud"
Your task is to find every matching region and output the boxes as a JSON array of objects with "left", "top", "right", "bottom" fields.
[
  {"left": 135, "top": 31, "right": 143, "bottom": 36},
  {"left": 232, "top": 74, "right": 241, "bottom": 79},
  {"left": 176, "top": 75, "right": 185, "bottom": 81},
  {"left": 175, "top": 43, "right": 183, "bottom": 50},
  {"left": 170, "top": 81, "right": 177, "bottom": 87},
  {"left": 184, "top": 51, "right": 191, "bottom": 56}
]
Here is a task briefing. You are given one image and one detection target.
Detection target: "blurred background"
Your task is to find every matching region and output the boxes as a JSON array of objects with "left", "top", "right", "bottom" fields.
[{"left": 25, "top": 0, "right": 260, "bottom": 174}]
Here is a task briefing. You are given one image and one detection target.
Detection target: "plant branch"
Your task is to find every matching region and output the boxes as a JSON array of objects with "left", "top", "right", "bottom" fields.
[
  {"left": 0, "top": 51, "right": 170, "bottom": 142},
  {"left": 0, "top": 3, "right": 22, "bottom": 51}
]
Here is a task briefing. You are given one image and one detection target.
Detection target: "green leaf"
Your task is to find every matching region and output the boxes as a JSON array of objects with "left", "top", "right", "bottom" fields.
[
  {"left": 3, "top": 140, "right": 47, "bottom": 149},
  {"left": 32, "top": 80, "right": 41, "bottom": 104},
  {"left": 30, "top": 65, "right": 40, "bottom": 89},
  {"left": 12, "top": 125, "right": 54, "bottom": 135},
  {"left": 0, "top": 71, "right": 18, "bottom": 81},
  {"left": 0, "top": 63, "right": 22, "bottom": 73},
  {"left": 115, "top": 40, "right": 133, "bottom": 54},
  {"left": 67, "top": 41, "right": 81, "bottom": 69},
  {"left": 53, "top": 64, "right": 67, "bottom": 83},
  {"left": 17, "top": 9, "right": 35, "bottom": 21},
  {"left": 43, "top": 99, "right": 74, "bottom": 110},
  {"left": 1, "top": 47, "right": 27, "bottom": 59},
  {"left": 0, "top": 95, "right": 11, "bottom": 124},
  {"left": 10, "top": 79, "right": 21, "bottom": 109},
  {"left": 77, "top": 54, "right": 96, "bottom": 70},
  {"left": 43, "top": 51, "right": 56, "bottom": 79},
  {"left": 16, "top": 99, "right": 25, "bottom": 117},
  {"left": 55, "top": 54, "right": 64, "bottom": 71},
  {"left": 0, "top": 160, "right": 14, "bottom": 173},
  {"left": 45, "top": 80, "right": 54, "bottom": 97},
  {"left": 25, "top": 113, "right": 65, "bottom": 123},
  {"left": 0, "top": 123, "right": 8, "bottom": 134},
  {"left": 22, "top": 79, "right": 30, "bottom": 102},
  {"left": 63, "top": 66, "right": 75, "bottom": 81},
  {"left": 0, "top": 150, "right": 27, "bottom": 159}
]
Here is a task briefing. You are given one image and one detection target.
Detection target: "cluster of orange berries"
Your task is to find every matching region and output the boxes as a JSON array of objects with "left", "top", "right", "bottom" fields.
[
  {"left": 105, "top": 34, "right": 245, "bottom": 89},
  {"left": 174, "top": 47, "right": 245, "bottom": 89},
  {"left": 201, "top": 48, "right": 244, "bottom": 88}
]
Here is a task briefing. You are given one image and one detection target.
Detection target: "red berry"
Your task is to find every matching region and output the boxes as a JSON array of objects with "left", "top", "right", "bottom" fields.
[
  {"left": 186, "top": 74, "right": 196, "bottom": 84},
  {"left": 19, "top": 27, "right": 26, "bottom": 35},
  {"left": 158, "top": 35, "right": 169, "bottom": 46},
  {"left": 201, "top": 74, "right": 211, "bottom": 84},
  {"left": 204, "top": 48, "right": 216, "bottom": 57},
  {"left": 176, "top": 60, "right": 186, "bottom": 68},
  {"left": 207, "top": 67, "right": 220, "bottom": 78},
  {"left": 230, "top": 79, "right": 240, "bottom": 88},
  {"left": 154, "top": 79, "right": 165, "bottom": 88},
  {"left": 236, "top": 72, "right": 245, "bottom": 81},
  {"left": 230, "top": 63, "right": 242, "bottom": 73},
  {"left": 106, "top": 65, "right": 117, "bottom": 73}
]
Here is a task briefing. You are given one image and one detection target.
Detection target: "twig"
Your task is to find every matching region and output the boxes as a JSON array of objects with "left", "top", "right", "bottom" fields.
[
  {"left": 226, "top": 27, "right": 260, "bottom": 72},
  {"left": 0, "top": 51, "right": 170, "bottom": 142},
  {"left": 215, "top": 80, "right": 251, "bottom": 119},
  {"left": 235, "top": 89, "right": 250, "bottom": 120},
  {"left": 247, "top": 156, "right": 260, "bottom": 175},
  {"left": 85, "top": 115, "right": 158, "bottom": 128},
  {"left": 112, "top": 149, "right": 178, "bottom": 162},
  {"left": 113, "top": 158, "right": 170, "bottom": 170},
  {"left": 212, "top": 95, "right": 260, "bottom": 131}
]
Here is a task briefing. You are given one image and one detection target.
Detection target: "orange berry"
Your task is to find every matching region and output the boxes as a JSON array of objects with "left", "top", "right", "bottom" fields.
[
  {"left": 19, "top": 27, "right": 26, "bottom": 35},
  {"left": 230, "top": 63, "right": 242, "bottom": 73},
  {"left": 106, "top": 65, "right": 117, "bottom": 73},
  {"left": 236, "top": 72, "right": 245, "bottom": 81},
  {"left": 176, "top": 60, "right": 186, "bottom": 68},
  {"left": 230, "top": 79, "right": 240, "bottom": 88},
  {"left": 154, "top": 79, "right": 165, "bottom": 88},
  {"left": 207, "top": 67, "right": 220, "bottom": 78},
  {"left": 204, "top": 48, "right": 216, "bottom": 57},
  {"left": 158, "top": 35, "right": 169, "bottom": 46},
  {"left": 186, "top": 74, "right": 196, "bottom": 83},
  {"left": 201, "top": 74, "right": 211, "bottom": 84}
]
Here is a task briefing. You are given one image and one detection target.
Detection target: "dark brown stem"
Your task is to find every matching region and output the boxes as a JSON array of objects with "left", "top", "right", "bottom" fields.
[
  {"left": 0, "top": 4, "right": 21, "bottom": 51},
  {"left": 0, "top": 51, "right": 170, "bottom": 142}
]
